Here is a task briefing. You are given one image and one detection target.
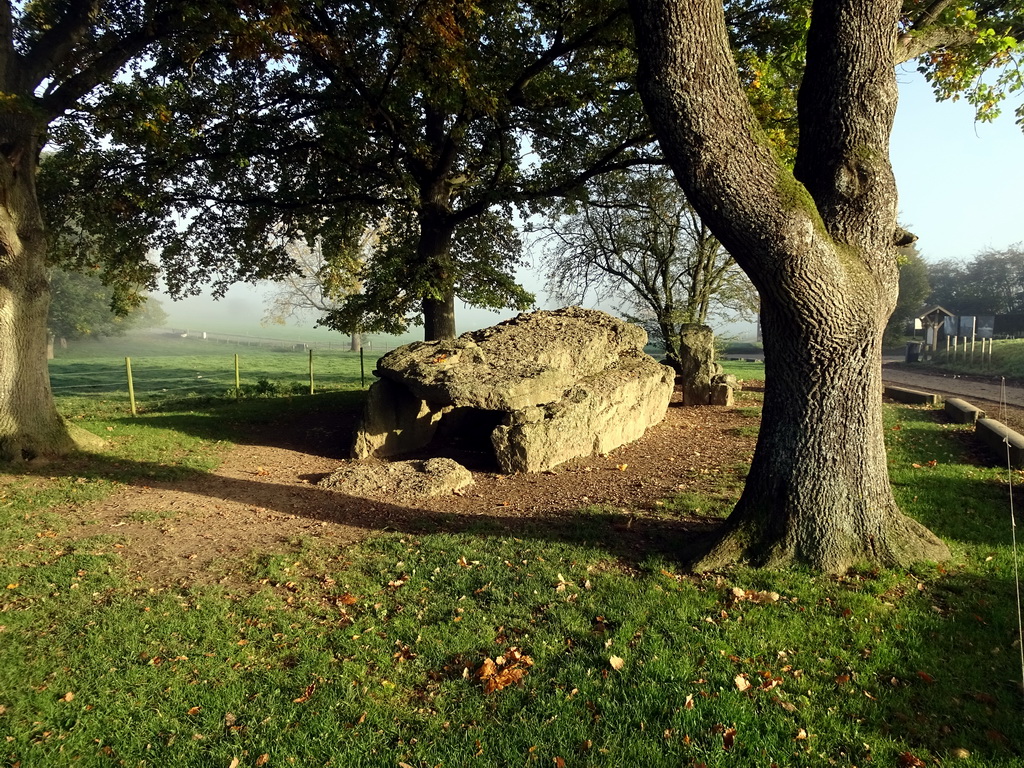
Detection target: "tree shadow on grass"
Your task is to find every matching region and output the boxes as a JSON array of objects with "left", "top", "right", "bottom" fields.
[{"left": 888, "top": 406, "right": 1018, "bottom": 548}]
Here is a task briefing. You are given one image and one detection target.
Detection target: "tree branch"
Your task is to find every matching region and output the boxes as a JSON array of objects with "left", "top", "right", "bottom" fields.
[{"left": 21, "top": 0, "right": 101, "bottom": 93}]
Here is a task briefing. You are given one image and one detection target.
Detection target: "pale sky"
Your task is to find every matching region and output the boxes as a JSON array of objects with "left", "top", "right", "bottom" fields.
[
  {"left": 159, "top": 70, "right": 1024, "bottom": 339},
  {"left": 892, "top": 69, "right": 1024, "bottom": 262}
]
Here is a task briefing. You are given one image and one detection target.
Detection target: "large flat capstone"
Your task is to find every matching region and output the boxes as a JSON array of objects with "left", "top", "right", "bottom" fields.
[{"left": 351, "top": 307, "right": 675, "bottom": 473}]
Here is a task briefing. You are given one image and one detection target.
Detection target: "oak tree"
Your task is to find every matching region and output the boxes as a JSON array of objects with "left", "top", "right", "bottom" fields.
[
  {"left": 628, "top": 0, "right": 1023, "bottom": 571},
  {"left": 0, "top": 0, "right": 227, "bottom": 461},
  {"left": 62, "top": 0, "right": 646, "bottom": 341}
]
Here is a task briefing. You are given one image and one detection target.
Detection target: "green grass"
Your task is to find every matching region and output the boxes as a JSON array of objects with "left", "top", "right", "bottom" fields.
[
  {"left": 2, "top": 385, "right": 1024, "bottom": 766},
  {"left": 920, "top": 337, "right": 1024, "bottom": 379},
  {"left": 719, "top": 360, "right": 765, "bottom": 380},
  {"left": 49, "top": 332, "right": 381, "bottom": 411}
]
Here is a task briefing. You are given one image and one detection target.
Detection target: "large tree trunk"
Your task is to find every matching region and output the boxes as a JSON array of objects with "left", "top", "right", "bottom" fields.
[
  {"left": 630, "top": 0, "right": 950, "bottom": 572},
  {"left": 0, "top": 116, "right": 76, "bottom": 461},
  {"left": 697, "top": 291, "right": 947, "bottom": 571},
  {"left": 422, "top": 294, "right": 456, "bottom": 341},
  {"left": 416, "top": 186, "right": 458, "bottom": 342}
]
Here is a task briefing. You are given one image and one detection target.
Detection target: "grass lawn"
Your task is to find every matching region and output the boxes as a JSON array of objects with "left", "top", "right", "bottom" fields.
[
  {"left": 48, "top": 332, "right": 381, "bottom": 412},
  {"left": 920, "top": 337, "right": 1024, "bottom": 379},
  {"left": 2, "top": 363, "right": 1023, "bottom": 766}
]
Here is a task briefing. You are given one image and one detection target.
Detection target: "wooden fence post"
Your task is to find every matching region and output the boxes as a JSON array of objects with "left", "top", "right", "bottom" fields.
[{"left": 125, "top": 357, "right": 137, "bottom": 416}]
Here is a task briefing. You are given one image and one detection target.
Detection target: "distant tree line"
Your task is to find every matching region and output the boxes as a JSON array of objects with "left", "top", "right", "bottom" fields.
[
  {"left": 885, "top": 245, "right": 1024, "bottom": 343},
  {"left": 925, "top": 246, "right": 1024, "bottom": 316}
]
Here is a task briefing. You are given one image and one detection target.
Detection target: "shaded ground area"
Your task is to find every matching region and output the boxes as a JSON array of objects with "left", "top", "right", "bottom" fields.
[
  {"left": 46, "top": 367, "right": 1024, "bottom": 588},
  {"left": 55, "top": 388, "right": 759, "bottom": 586}
]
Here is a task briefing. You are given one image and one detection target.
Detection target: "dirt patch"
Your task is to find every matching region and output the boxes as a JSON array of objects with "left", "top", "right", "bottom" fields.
[
  {"left": 54, "top": 368, "right": 1024, "bottom": 589},
  {"left": 55, "top": 388, "right": 758, "bottom": 587}
]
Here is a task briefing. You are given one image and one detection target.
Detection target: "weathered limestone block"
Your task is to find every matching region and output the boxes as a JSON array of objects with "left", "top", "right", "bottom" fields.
[
  {"left": 319, "top": 457, "right": 473, "bottom": 499},
  {"left": 677, "top": 324, "right": 723, "bottom": 406},
  {"left": 710, "top": 373, "right": 738, "bottom": 406},
  {"left": 491, "top": 353, "right": 674, "bottom": 473},
  {"left": 374, "top": 307, "right": 648, "bottom": 411},
  {"left": 351, "top": 377, "right": 449, "bottom": 460},
  {"left": 350, "top": 307, "right": 675, "bottom": 472}
]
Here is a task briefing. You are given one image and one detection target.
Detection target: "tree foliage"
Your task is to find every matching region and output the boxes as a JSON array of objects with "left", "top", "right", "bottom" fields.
[
  {"left": 48, "top": 267, "right": 166, "bottom": 342},
  {"left": 48, "top": 0, "right": 648, "bottom": 340},
  {"left": 884, "top": 243, "right": 931, "bottom": 343},
  {"left": 540, "top": 166, "right": 754, "bottom": 367},
  {"left": 926, "top": 245, "right": 1024, "bottom": 314}
]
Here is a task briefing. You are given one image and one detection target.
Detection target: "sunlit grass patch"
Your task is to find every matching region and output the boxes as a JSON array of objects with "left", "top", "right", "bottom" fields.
[{"left": 3, "top": 388, "right": 1024, "bottom": 766}]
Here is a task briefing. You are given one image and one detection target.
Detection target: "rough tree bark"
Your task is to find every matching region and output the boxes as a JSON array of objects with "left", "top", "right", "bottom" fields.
[
  {"left": 0, "top": 112, "right": 77, "bottom": 461},
  {"left": 628, "top": 0, "right": 950, "bottom": 572},
  {"left": 417, "top": 179, "right": 458, "bottom": 342}
]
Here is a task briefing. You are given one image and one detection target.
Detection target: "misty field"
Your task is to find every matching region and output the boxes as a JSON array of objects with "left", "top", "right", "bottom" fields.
[{"left": 48, "top": 332, "right": 382, "bottom": 411}]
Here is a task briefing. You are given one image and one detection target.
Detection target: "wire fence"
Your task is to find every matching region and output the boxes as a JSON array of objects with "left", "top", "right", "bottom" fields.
[
  {"left": 49, "top": 346, "right": 384, "bottom": 412},
  {"left": 167, "top": 329, "right": 404, "bottom": 353}
]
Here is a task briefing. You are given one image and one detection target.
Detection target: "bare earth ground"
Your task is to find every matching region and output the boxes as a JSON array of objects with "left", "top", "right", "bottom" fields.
[
  {"left": 55, "top": 389, "right": 759, "bottom": 588},
  {"left": 46, "top": 370, "right": 1024, "bottom": 588}
]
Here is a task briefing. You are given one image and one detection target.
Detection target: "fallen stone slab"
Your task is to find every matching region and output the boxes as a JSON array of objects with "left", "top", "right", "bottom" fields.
[
  {"left": 318, "top": 458, "right": 473, "bottom": 499},
  {"left": 944, "top": 397, "right": 985, "bottom": 424},
  {"left": 975, "top": 419, "right": 1024, "bottom": 469},
  {"left": 883, "top": 385, "right": 941, "bottom": 406},
  {"left": 351, "top": 308, "right": 675, "bottom": 472},
  {"left": 491, "top": 353, "right": 674, "bottom": 473},
  {"left": 374, "top": 306, "right": 648, "bottom": 412}
]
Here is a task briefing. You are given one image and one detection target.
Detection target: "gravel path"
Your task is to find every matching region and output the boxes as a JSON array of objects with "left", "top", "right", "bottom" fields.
[{"left": 881, "top": 363, "right": 1024, "bottom": 410}]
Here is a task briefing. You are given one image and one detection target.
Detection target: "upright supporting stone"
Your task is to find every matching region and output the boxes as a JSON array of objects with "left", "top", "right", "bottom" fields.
[
  {"left": 677, "top": 324, "right": 721, "bottom": 406},
  {"left": 351, "top": 377, "right": 449, "bottom": 459}
]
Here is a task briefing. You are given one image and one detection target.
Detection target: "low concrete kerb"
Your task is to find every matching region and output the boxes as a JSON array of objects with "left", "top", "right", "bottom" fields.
[
  {"left": 976, "top": 418, "right": 1024, "bottom": 469},
  {"left": 944, "top": 397, "right": 985, "bottom": 424},
  {"left": 884, "top": 385, "right": 942, "bottom": 406}
]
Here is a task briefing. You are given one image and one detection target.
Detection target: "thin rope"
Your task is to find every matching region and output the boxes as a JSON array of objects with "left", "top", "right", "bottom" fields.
[{"left": 1000, "top": 376, "right": 1024, "bottom": 696}]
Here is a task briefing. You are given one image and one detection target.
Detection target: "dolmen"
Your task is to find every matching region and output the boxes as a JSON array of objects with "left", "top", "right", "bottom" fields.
[{"left": 351, "top": 307, "right": 675, "bottom": 473}]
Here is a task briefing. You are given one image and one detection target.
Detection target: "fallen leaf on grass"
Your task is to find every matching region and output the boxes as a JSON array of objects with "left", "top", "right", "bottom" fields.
[
  {"left": 555, "top": 758, "right": 566, "bottom": 767},
  {"left": 897, "top": 751, "right": 925, "bottom": 767},
  {"left": 398, "top": 762, "right": 415, "bottom": 768},
  {"left": 293, "top": 683, "right": 316, "bottom": 703},
  {"left": 775, "top": 698, "right": 797, "bottom": 713},
  {"left": 729, "top": 587, "right": 781, "bottom": 604},
  {"left": 684, "top": 694, "right": 694, "bottom": 710},
  {"left": 734, "top": 674, "right": 751, "bottom": 692},
  {"left": 916, "top": 670, "right": 936, "bottom": 684},
  {"left": 722, "top": 727, "right": 736, "bottom": 751},
  {"left": 477, "top": 647, "right": 534, "bottom": 694},
  {"left": 187, "top": 706, "right": 201, "bottom": 716},
  {"left": 795, "top": 728, "right": 807, "bottom": 740},
  {"left": 228, "top": 759, "right": 240, "bottom": 768},
  {"left": 60, "top": 692, "right": 74, "bottom": 702},
  {"left": 609, "top": 655, "right": 625, "bottom": 671},
  {"left": 255, "top": 755, "right": 269, "bottom": 766}
]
